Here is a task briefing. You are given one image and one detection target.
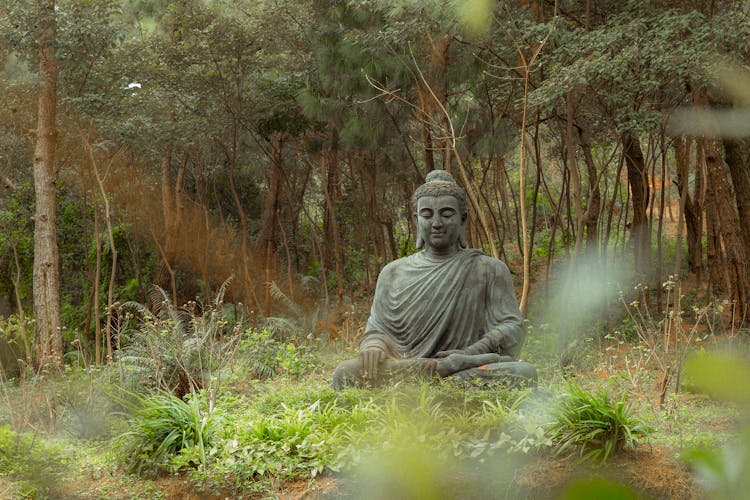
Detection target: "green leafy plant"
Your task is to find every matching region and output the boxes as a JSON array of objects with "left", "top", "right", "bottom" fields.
[
  {"left": 117, "top": 390, "right": 221, "bottom": 477},
  {"left": 548, "top": 382, "right": 651, "bottom": 462},
  {"left": 237, "top": 328, "right": 312, "bottom": 380}
]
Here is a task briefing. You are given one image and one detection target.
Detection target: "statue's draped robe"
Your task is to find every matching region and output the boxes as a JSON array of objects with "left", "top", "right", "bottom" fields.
[{"left": 360, "top": 249, "right": 524, "bottom": 359}]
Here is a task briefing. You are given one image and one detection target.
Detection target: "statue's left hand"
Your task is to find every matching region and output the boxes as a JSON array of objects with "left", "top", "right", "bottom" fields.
[{"left": 434, "top": 349, "right": 467, "bottom": 358}]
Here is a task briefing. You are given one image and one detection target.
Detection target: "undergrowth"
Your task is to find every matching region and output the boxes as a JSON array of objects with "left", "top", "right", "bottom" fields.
[{"left": 0, "top": 424, "right": 70, "bottom": 498}]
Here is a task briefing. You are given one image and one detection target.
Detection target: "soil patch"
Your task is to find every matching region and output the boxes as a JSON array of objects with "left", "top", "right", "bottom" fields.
[{"left": 516, "top": 445, "right": 698, "bottom": 499}]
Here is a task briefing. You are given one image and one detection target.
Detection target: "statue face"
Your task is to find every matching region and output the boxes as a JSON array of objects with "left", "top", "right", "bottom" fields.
[{"left": 415, "top": 195, "right": 466, "bottom": 256}]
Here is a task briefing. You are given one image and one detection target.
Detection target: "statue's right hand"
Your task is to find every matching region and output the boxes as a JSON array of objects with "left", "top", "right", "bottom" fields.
[{"left": 359, "top": 350, "right": 385, "bottom": 380}]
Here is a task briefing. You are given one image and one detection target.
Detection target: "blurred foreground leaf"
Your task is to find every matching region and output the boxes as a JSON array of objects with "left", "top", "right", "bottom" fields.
[
  {"left": 684, "top": 351, "right": 750, "bottom": 404},
  {"left": 562, "top": 477, "right": 638, "bottom": 500},
  {"left": 683, "top": 428, "right": 750, "bottom": 499},
  {"left": 455, "top": 0, "right": 496, "bottom": 38}
]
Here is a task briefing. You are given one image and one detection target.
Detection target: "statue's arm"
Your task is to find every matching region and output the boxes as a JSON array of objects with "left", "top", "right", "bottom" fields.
[
  {"left": 357, "top": 263, "right": 397, "bottom": 379},
  {"left": 438, "top": 259, "right": 524, "bottom": 358}
]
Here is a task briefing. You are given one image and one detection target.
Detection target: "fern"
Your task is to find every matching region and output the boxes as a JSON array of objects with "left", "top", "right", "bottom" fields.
[
  {"left": 213, "top": 275, "right": 234, "bottom": 308},
  {"left": 117, "top": 284, "right": 242, "bottom": 397},
  {"left": 268, "top": 281, "right": 303, "bottom": 318},
  {"left": 264, "top": 280, "right": 325, "bottom": 341}
]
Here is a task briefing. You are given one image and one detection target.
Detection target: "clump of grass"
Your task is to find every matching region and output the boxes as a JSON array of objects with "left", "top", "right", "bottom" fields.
[
  {"left": 116, "top": 390, "right": 221, "bottom": 477},
  {"left": 548, "top": 382, "right": 651, "bottom": 462}
]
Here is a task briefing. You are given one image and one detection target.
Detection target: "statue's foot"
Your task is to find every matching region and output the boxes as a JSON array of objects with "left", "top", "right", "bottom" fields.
[
  {"left": 436, "top": 353, "right": 505, "bottom": 377},
  {"left": 332, "top": 358, "right": 365, "bottom": 390},
  {"left": 449, "top": 361, "right": 538, "bottom": 389}
]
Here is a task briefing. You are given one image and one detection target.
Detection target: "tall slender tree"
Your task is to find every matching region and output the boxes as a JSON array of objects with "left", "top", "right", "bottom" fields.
[{"left": 32, "top": 0, "right": 62, "bottom": 370}]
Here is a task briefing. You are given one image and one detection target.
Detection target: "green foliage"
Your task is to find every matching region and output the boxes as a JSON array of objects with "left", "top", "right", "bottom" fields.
[
  {"left": 684, "top": 350, "right": 750, "bottom": 404},
  {"left": 237, "top": 328, "right": 311, "bottom": 380},
  {"left": 0, "top": 183, "right": 34, "bottom": 309},
  {"left": 548, "top": 382, "right": 651, "bottom": 462},
  {"left": 683, "top": 427, "right": 750, "bottom": 499},
  {"left": 0, "top": 424, "right": 70, "bottom": 498},
  {"left": 116, "top": 390, "right": 221, "bottom": 477},
  {"left": 191, "top": 381, "right": 545, "bottom": 493},
  {"left": 0, "top": 314, "right": 33, "bottom": 378},
  {"left": 216, "top": 399, "right": 351, "bottom": 482}
]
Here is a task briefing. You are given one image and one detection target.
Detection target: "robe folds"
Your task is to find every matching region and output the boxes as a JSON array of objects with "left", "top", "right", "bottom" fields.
[{"left": 360, "top": 249, "right": 524, "bottom": 359}]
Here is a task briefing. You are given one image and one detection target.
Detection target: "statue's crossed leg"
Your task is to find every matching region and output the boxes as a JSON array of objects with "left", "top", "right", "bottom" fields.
[{"left": 332, "top": 352, "right": 536, "bottom": 389}]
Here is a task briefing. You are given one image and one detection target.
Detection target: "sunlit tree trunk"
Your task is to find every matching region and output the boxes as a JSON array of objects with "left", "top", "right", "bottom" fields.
[
  {"left": 257, "top": 135, "right": 284, "bottom": 316},
  {"left": 32, "top": 0, "right": 62, "bottom": 371},
  {"left": 693, "top": 89, "right": 750, "bottom": 318},
  {"left": 703, "top": 137, "right": 749, "bottom": 319},
  {"left": 675, "top": 137, "right": 703, "bottom": 279},
  {"left": 321, "top": 128, "right": 345, "bottom": 306},
  {"left": 622, "top": 130, "right": 650, "bottom": 274}
]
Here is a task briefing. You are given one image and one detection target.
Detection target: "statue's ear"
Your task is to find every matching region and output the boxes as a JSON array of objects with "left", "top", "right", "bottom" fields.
[
  {"left": 458, "top": 212, "right": 468, "bottom": 249},
  {"left": 414, "top": 213, "right": 424, "bottom": 249}
]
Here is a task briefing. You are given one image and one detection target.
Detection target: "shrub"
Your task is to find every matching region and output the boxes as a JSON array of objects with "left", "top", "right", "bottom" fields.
[
  {"left": 200, "top": 381, "right": 539, "bottom": 493},
  {"left": 237, "top": 328, "right": 312, "bottom": 380},
  {"left": 548, "top": 382, "right": 650, "bottom": 462}
]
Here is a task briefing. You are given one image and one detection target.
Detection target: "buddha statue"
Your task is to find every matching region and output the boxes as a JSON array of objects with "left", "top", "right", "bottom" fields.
[{"left": 332, "top": 170, "right": 537, "bottom": 389}]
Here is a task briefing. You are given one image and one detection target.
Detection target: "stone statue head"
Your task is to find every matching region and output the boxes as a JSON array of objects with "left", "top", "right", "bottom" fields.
[{"left": 413, "top": 170, "right": 468, "bottom": 251}]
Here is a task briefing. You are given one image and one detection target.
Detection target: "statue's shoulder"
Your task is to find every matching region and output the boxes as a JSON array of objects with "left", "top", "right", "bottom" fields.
[
  {"left": 470, "top": 251, "right": 512, "bottom": 276},
  {"left": 377, "top": 254, "right": 413, "bottom": 279},
  {"left": 382, "top": 254, "right": 410, "bottom": 271}
]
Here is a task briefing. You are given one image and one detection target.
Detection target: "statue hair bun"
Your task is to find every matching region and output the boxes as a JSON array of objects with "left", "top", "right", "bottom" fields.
[{"left": 424, "top": 169, "right": 456, "bottom": 185}]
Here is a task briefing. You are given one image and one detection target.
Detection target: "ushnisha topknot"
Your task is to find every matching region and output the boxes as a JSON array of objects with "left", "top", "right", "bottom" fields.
[
  {"left": 412, "top": 169, "right": 467, "bottom": 214},
  {"left": 424, "top": 169, "right": 456, "bottom": 184}
]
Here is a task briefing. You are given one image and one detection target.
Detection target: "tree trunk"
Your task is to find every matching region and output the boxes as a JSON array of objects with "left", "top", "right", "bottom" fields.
[
  {"left": 257, "top": 136, "right": 284, "bottom": 316},
  {"left": 32, "top": 0, "right": 62, "bottom": 371},
  {"left": 675, "top": 137, "right": 703, "bottom": 278},
  {"left": 257, "top": 135, "right": 284, "bottom": 261},
  {"left": 723, "top": 139, "right": 750, "bottom": 255},
  {"left": 578, "top": 126, "right": 601, "bottom": 255},
  {"left": 418, "top": 32, "right": 452, "bottom": 171},
  {"left": 704, "top": 137, "right": 749, "bottom": 318},
  {"left": 321, "top": 128, "right": 345, "bottom": 305},
  {"left": 565, "top": 94, "right": 585, "bottom": 259},
  {"left": 622, "top": 131, "right": 650, "bottom": 274},
  {"left": 93, "top": 198, "right": 102, "bottom": 364},
  {"left": 12, "top": 244, "right": 33, "bottom": 368}
]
